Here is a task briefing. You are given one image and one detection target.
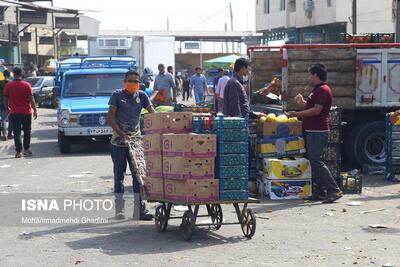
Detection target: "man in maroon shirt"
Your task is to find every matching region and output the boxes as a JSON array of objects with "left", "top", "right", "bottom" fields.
[
  {"left": 3, "top": 67, "right": 38, "bottom": 158},
  {"left": 286, "top": 64, "right": 342, "bottom": 203}
]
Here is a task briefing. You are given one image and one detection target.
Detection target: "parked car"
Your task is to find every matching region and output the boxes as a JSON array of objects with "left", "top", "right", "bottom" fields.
[{"left": 25, "top": 76, "right": 56, "bottom": 108}]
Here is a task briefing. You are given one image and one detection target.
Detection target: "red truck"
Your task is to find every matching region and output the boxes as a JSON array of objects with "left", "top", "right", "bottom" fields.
[{"left": 249, "top": 44, "right": 400, "bottom": 168}]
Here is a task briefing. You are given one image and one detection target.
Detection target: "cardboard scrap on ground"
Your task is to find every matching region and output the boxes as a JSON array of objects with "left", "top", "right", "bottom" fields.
[
  {"left": 368, "top": 224, "right": 388, "bottom": 229},
  {"left": 360, "top": 208, "right": 385, "bottom": 214}
]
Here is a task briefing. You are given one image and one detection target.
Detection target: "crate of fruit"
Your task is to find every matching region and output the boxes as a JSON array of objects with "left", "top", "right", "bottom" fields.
[
  {"left": 174, "top": 103, "right": 214, "bottom": 113},
  {"left": 219, "top": 165, "right": 249, "bottom": 178},
  {"left": 219, "top": 190, "right": 248, "bottom": 201},
  {"left": 340, "top": 173, "right": 362, "bottom": 194},
  {"left": 218, "top": 154, "right": 249, "bottom": 166},
  {"left": 192, "top": 114, "right": 216, "bottom": 133},
  {"left": 322, "top": 144, "right": 341, "bottom": 161},
  {"left": 218, "top": 142, "right": 249, "bottom": 154},
  {"left": 326, "top": 160, "right": 342, "bottom": 179},
  {"left": 329, "top": 107, "right": 342, "bottom": 126},
  {"left": 386, "top": 112, "right": 400, "bottom": 181},
  {"left": 219, "top": 178, "right": 249, "bottom": 191},
  {"left": 328, "top": 126, "right": 342, "bottom": 144}
]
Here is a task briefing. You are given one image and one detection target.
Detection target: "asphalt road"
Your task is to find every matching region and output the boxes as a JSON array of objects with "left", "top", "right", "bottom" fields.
[{"left": 0, "top": 108, "right": 399, "bottom": 267}]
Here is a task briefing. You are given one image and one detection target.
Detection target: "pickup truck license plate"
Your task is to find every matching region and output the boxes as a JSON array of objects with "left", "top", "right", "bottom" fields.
[{"left": 88, "top": 128, "right": 112, "bottom": 135}]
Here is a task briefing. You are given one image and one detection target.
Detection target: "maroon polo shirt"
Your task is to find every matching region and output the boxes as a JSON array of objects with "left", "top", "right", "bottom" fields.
[{"left": 302, "top": 83, "right": 332, "bottom": 131}]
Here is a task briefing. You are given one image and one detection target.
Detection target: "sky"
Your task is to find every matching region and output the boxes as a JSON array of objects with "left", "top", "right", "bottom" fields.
[{"left": 52, "top": 0, "right": 256, "bottom": 32}]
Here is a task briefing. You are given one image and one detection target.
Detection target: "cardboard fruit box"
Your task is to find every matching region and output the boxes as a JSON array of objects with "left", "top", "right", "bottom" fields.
[
  {"left": 144, "top": 112, "right": 192, "bottom": 134},
  {"left": 143, "top": 134, "right": 162, "bottom": 156},
  {"left": 144, "top": 177, "right": 164, "bottom": 200},
  {"left": 257, "top": 136, "right": 305, "bottom": 157},
  {"left": 261, "top": 158, "right": 311, "bottom": 180},
  {"left": 162, "top": 133, "right": 217, "bottom": 158},
  {"left": 258, "top": 121, "right": 303, "bottom": 137},
  {"left": 266, "top": 179, "right": 312, "bottom": 200},
  {"left": 144, "top": 155, "right": 163, "bottom": 178},
  {"left": 163, "top": 157, "right": 215, "bottom": 180},
  {"left": 164, "top": 179, "right": 219, "bottom": 202}
]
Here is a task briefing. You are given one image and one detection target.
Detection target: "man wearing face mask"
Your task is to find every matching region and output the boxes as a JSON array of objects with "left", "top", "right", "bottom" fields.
[
  {"left": 223, "top": 58, "right": 250, "bottom": 118},
  {"left": 108, "top": 70, "right": 156, "bottom": 221}
]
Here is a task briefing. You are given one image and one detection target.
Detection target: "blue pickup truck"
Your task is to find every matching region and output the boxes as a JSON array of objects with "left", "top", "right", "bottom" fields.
[{"left": 56, "top": 56, "right": 137, "bottom": 153}]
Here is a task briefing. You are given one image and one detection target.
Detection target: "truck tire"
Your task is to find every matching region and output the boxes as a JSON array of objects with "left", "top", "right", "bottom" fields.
[
  {"left": 58, "top": 132, "right": 71, "bottom": 154},
  {"left": 352, "top": 121, "right": 386, "bottom": 167}
]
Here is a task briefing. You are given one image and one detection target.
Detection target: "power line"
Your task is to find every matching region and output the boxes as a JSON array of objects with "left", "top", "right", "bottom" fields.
[{"left": 182, "top": 5, "right": 230, "bottom": 31}]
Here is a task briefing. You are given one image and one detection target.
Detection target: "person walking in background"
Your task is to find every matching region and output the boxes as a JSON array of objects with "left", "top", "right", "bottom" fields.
[
  {"left": 223, "top": 58, "right": 250, "bottom": 118},
  {"left": 286, "top": 64, "right": 343, "bottom": 203},
  {"left": 151, "top": 63, "right": 176, "bottom": 106},
  {"left": 190, "top": 67, "right": 207, "bottom": 104},
  {"left": 3, "top": 67, "right": 37, "bottom": 158},
  {"left": 182, "top": 74, "right": 191, "bottom": 101},
  {"left": 213, "top": 68, "right": 224, "bottom": 93},
  {"left": 0, "top": 69, "right": 12, "bottom": 140},
  {"left": 215, "top": 69, "right": 230, "bottom": 113}
]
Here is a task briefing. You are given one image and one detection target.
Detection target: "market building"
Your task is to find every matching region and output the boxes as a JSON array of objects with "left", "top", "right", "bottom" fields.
[
  {"left": 0, "top": 1, "right": 99, "bottom": 66},
  {"left": 255, "top": 0, "right": 396, "bottom": 44}
]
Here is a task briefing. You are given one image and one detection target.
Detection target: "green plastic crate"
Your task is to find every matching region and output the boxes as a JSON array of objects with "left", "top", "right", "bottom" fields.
[
  {"left": 219, "top": 165, "right": 249, "bottom": 178},
  {"left": 219, "top": 142, "right": 248, "bottom": 154},
  {"left": 218, "top": 154, "right": 249, "bottom": 166},
  {"left": 218, "top": 129, "right": 248, "bottom": 142},
  {"left": 219, "top": 178, "right": 248, "bottom": 190},
  {"left": 340, "top": 174, "right": 362, "bottom": 194},
  {"left": 219, "top": 190, "right": 248, "bottom": 201}
]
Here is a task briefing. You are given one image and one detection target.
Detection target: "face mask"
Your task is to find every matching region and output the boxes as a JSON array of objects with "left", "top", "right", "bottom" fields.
[
  {"left": 125, "top": 82, "right": 140, "bottom": 94},
  {"left": 243, "top": 75, "right": 249, "bottom": 82}
]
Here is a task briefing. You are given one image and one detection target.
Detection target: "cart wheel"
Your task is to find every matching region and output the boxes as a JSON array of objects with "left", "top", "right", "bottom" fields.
[
  {"left": 180, "top": 210, "right": 195, "bottom": 241},
  {"left": 210, "top": 204, "right": 223, "bottom": 230},
  {"left": 241, "top": 208, "right": 256, "bottom": 239},
  {"left": 155, "top": 205, "right": 168, "bottom": 232}
]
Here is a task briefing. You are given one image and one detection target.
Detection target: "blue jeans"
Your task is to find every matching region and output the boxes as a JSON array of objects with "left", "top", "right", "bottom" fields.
[
  {"left": 305, "top": 132, "right": 340, "bottom": 195},
  {"left": 194, "top": 90, "right": 204, "bottom": 104},
  {"left": 0, "top": 108, "right": 8, "bottom": 137},
  {"left": 110, "top": 145, "right": 141, "bottom": 195}
]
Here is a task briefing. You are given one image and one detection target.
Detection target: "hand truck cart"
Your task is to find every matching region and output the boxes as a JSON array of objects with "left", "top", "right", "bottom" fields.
[{"left": 149, "top": 198, "right": 259, "bottom": 241}]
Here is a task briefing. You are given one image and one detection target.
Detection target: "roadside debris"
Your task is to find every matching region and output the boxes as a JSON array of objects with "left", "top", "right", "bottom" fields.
[
  {"left": 368, "top": 224, "right": 388, "bottom": 229},
  {"left": 346, "top": 201, "right": 363, "bottom": 206},
  {"left": 360, "top": 208, "right": 386, "bottom": 214},
  {"left": 17, "top": 232, "right": 33, "bottom": 240},
  {"left": 0, "top": 164, "right": 11, "bottom": 168}
]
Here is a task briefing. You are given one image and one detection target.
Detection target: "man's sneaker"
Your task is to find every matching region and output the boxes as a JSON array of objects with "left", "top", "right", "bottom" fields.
[
  {"left": 322, "top": 191, "right": 343, "bottom": 204},
  {"left": 23, "top": 149, "right": 33, "bottom": 157},
  {"left": 139, "top": 211, "right": 154, "bottom": 221},
  {"left": 0, "top": 136, "right": 6, "bottom": 141},
  {"left": 7, "top": 134, "right": 13, "bottom": 140},
  {"left": 15, "top": 152, "right": 22, "bottom": 158},
  {"left": 114, "top": 212, "right": 125, "bottom": 220}
]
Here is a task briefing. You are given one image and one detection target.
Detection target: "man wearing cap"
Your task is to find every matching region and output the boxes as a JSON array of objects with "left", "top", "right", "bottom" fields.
[
  {"left": 108, "top": 70, "right": 155, "bottom": 220},
  {"left": 286, "top": 64, "right": 343, "bottom": 203}
]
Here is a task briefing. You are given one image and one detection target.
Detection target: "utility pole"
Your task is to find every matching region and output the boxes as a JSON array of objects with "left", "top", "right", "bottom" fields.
[
  {"left": 35, "top": 27, "right": 39, "bottom": 65},
  {"left": 167, "top": 17, "right": 170, "bottom": 31},
  {"left": 51, "top": 0, "right": 57, "bottom": 59},
  {"left": 224, "top": 23, "right": 228, "bottom": 53},
  {"left": 352, "top": 0, "right": 357, "bottom": 34},
  {"left": 15, "top": 6, "right": 21, "bottom": 63},
  {"left": 396, "top": 0, "right": 400, "bottom": 42},
  {"left": 229, "top": 2, "right": 234, "bottom": 53}
]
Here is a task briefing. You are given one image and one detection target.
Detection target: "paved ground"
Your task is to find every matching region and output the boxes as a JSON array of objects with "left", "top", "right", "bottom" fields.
[{"left": 0, "top": 108, "right": 399, "bottom": 267}]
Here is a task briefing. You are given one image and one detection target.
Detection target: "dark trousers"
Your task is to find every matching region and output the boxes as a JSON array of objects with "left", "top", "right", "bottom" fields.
[
  {"left": 111, "top": 145, "right": 141, "bottom": 196},
  {"left": 305, "top": 132, "right": 340, "bottom": 195},
  {"left": 182, "top": 87, "right": 190, "bottom": 101},
  {"left": 10, "top": 114, "right": 32, "bottom": 153}
]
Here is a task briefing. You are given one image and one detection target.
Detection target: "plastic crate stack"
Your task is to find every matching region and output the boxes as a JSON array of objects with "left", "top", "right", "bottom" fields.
[
  {"left": 216, "top": 116, "right": 249, "bottom": 201},
  {"left": 386, "top": 112, "right": 400, "bottom": 181},
  {"left": 192, "top": 115, "right": 249, "bottom": 201},
  {"left": 324, "top": 107, "right": 343, "bottom": 186}
]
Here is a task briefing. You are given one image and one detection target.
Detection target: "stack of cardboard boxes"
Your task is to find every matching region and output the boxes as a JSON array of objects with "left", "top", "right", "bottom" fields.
[
  {"left": 257, "top": 119, "right": 312, "bottom": 199},
  {"left": 143, "top": 112, "right": 219, "bottom": 202}
]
